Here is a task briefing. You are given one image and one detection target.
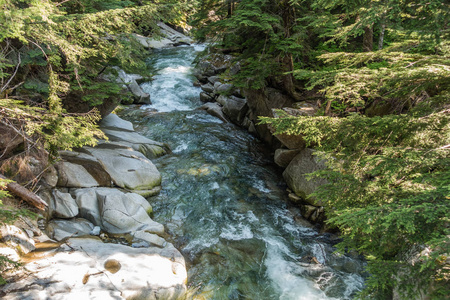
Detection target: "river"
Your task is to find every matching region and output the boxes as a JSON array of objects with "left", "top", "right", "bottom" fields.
[{"left": 118, "top": 45, "right": 366, "bottom": 300}]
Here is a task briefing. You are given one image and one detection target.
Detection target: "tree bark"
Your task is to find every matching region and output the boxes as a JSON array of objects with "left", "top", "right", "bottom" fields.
[
  {"left": 378, "top": 23, "right": 386, "bottom": 50},
  {"left": 280, "top": 0, "right": 301, "bottom": 100},
  {"left": 363, "top": 26, "right": 373, "bottom": 52},
  {"left": 0, "top": 174, "right": 48, "bottom": 210}
]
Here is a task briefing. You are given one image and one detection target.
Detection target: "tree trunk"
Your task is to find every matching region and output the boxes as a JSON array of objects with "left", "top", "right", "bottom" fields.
[
  {"left": 363, "top": 26, "right": 373, "bottom": 52},
  {"left": 227, "top": 0, "right": 234, "bottom": 17},
  {"left": 0, "top": 174, "right": 48, "bottom": 211},
  {"left": 378, "top": 23, "right": 386, "bottom": 50},
  {"left": 280, "top": 1, "right": 301, "bottom": 100}
]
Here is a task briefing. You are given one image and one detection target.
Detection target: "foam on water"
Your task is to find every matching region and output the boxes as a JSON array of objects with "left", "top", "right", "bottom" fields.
[
  {"left": 220, "top": 223, "right": 254, "bottom": 240},
  {"left": 265, "top": 245, "right": 333, "bottom": 300}
]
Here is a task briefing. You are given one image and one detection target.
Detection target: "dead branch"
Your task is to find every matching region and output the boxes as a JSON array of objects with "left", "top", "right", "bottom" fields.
[
  {"left": 0, "top": 52, "right": 21, "bottom": 94},
  {"left": 0, "top": 174, "right": 48, "bottom": 210}
]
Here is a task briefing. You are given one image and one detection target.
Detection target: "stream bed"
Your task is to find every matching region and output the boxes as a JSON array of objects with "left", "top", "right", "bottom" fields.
[{"left": 119, "top": 45, "right": 366, "bottom": 300}]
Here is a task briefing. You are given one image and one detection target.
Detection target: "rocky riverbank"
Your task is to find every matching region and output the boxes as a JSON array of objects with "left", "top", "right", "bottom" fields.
[
  {"left": 0, "top": 22, "right": 195, "bottom": 299},
  {"left": 194, "top": 51, "right": 328, "bottom": 224},
  {"left": 0, "top": 114, "right": 187, "bottom": 299}
]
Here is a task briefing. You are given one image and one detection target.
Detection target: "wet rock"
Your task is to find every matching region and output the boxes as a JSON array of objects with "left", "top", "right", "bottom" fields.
[
  {"left": 198, "top": 103, "right": 228, "bottom": 123},
  {"left": 46, "top": 218, "right": 94, "bottom": 241},
  {"left": 1, "top": 237, "right": 187, "bottom": 300},
  {"left": 200, "top": 91, "right": 215, "bottom": 102},
  {"left": 129, "top": 80, "right": 151, "bottom": 104},
  {"left": 274, "top": 148, "right": 301, "bottom": 168},
  {"left": 0, "top": 225, "right": 35, "bottom": 254},
  {"left": 200, "top": 83, "right": 214, "bottom": 93},
  {"left": 217, "top": 95, "right": 248, "bottom": 124},
  {"left": 283, "top": 148, "right": 328, "bottom": 206},
  {"left": 50, "top": 190, "right": 79, "bottom": 219}
]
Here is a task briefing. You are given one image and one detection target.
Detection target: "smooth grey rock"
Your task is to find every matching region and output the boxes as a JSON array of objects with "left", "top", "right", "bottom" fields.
[
  {"left": 1, "top": 237, "right": 187, "bottom": 300},
  {"left": 200, "top": 91, "right": 215, "bottom": 102},
  {"left": 74, "top": 188, "right": 101, "bottom": 226},
  {"left": 90, "top": 226, "right": 101, "bottom": 236},
  {"left": 57, "top": 152, "right": 112, "bottom": 187},
  {"left": 275, "top": 132, "right": 306, "bottom": 150},
  {"left": 274, "top": 148, "right": 301, "bottom": 168},
  {"left": 98, "top": 128, "right": 169, "bottom": 159},
  {"left": 42, "top": 165, "right": 58, "bottom": 187},
  {"left": 200, "top": 83, "right": 214, "bottom": 93},
  {"left": 219, "top": 96, "right": 248, "bottom": 124},
  {"left": 55, "top": 161, "right": 99, "bottom": 188},
  {"left": 46, "top": 218, "right": 94, "bottom": 241},
  {"left": 198, "top": 103, "right": 228, "bottom": 123},
  {"left": 132, "top": 33, "right": 150, "bottom": 48},
  {"left": 101, "top": 128, "right": 164, "bottom": 147},
  {"left": 0, "top": 225, "right": 35, "bottom": 254},
  {"left": 207, "top": 76, "right": 221, "bottom": 84},
  {"left": 131, "top": 186, "right": 162, "bottom": 198},
  {"left": 50, "top": 190, "right": 79, "bottom": 219},
  {"left": 128, "top": 80, "right": 151, "bottom": 104},
  {"left": 283, "top": 148, "right": 328, "bottom": 206},
  {"left": 100, "top": 113, "right": 134, "bottom": 132},
  {"left": 214, "top": 83, "right": 233, "bottom": 94},
  {"left": 84, "top": 147, "right": 161, "bottom": 191},
  {"left": 96, "top": 188, "right": 163, "bottom": 234},
  {"left": 133, "top": 231, "right": 166, "bottom": 248}
]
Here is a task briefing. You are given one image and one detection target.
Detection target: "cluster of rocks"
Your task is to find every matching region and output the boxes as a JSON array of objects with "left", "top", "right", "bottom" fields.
[
  {"left": 100, "top": 22, "right": 195, "bottom": 106},
  {"left": 133, "top": 22, "right": 193, "bottom": 50},
  {"left": 194, "top": 52, "right": 327, "bottom": 224},
  {"left": 0, "top": 114, "right": 187, "bottom": 300}
]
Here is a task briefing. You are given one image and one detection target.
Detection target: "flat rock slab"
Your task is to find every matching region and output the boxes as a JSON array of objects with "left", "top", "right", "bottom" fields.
[
  {"left": 1, "top": 237, "right": 187, "bottom": 300},
  {"left": 99, "top": 114, "right": 134, "bottom": 132}
]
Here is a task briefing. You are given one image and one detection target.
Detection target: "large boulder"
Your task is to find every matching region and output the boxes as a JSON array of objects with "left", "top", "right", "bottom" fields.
[
  {"left": 198, "top": 103, "right": 229, "bottom": 123},
  {"left": 1, "top": 237, "right": 187, "bottom": 300},
  {"left": 71, "top": 188, "right": 162, "bottom": 235},
  {"left": 57, "top": 151, "right": 112, "bottom": 187},
  {"left": 96, "top": 188, "right": 163, "bottom": 234},
  {"left": 49, "top": 190, "right": 79, "bottom": 219},
  {"left": 135, "top": 22, "right": 193, "bottom": 50},
  {"left": 100, "top": 128, "right": 169, "bottom": 159},
  {"left": 99, "top": 113, "right": 134, "bottom": 132},
  {"left": 55, "top": 161, "right": 100, "bottom": 188},
  {"left": 128, "top": 80, "right": 151, "bottom": 104},
  {"left": 243, "top": 87, "right": 294, "bottom": 145},
  {"left": 83, "top": 147, "right": 161, "bottom": 192},
  {"left": 283, "top": 148, "right": 328, "bottom": 206},
  {"left": 221, "top": 96, "right": 248, "bottom": 124},
  {"left": 274, "top": 148, "right": 301, "bottom": 168}
]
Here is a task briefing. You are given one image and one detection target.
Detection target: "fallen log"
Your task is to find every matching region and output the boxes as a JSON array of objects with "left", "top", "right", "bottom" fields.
[{"left": 0, "top": 174, "right": 48, "bottom": 211}]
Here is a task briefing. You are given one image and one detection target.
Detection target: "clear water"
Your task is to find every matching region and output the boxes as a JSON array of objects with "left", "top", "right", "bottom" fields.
[{"left": 119, "top": 45, "right": 365, "bottom": 300}]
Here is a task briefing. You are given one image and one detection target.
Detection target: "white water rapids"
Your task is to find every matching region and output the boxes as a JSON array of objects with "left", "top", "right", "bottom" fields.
[{"left": 119, "top": 45, "right": 366, "bottom": 299}]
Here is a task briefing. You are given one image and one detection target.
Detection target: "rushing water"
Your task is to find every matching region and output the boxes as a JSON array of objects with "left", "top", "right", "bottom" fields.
[{"left": 119, "top": 45, "right": 366, "bottom": 299}]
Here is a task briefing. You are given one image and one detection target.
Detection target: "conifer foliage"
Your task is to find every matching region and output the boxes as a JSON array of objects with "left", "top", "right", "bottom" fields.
[{"left": 193, "top": 0, "right": 449, "bottom": 298}]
